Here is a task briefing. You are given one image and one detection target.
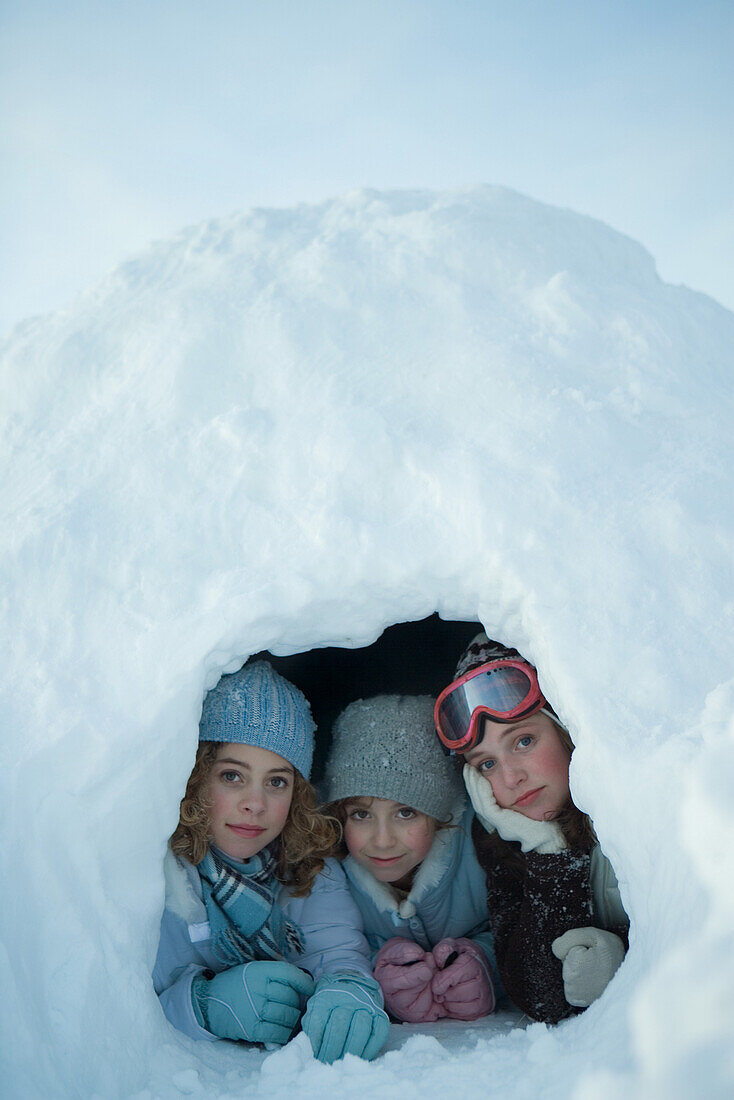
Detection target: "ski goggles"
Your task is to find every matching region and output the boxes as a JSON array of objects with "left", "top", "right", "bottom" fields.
[{"left": 433, "top": 659, "right": 545, "bottom": 754}]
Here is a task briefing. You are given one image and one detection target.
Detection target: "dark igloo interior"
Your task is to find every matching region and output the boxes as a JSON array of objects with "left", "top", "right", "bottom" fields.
[{"left": 259, "top": 615, "right": 480, "bottom": 780}]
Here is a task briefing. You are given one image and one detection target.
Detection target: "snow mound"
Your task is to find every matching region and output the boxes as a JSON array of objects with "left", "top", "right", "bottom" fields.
[{"left": 2, "top": 186, "right": 733, "bottom": 1098}]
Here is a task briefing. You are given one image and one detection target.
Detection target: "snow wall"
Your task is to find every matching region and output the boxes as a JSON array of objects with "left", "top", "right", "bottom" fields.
[{"left": 2, "top": 186, "right": 733, "bottom": 1100}]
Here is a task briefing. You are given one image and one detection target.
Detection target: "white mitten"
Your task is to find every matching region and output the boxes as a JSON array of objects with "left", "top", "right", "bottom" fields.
[
  {"left": 463, "top": 764, "right": 567, "bottom": 854},
  {"left": 551, "top": 926, "right": 625, "bottom": 1007}
]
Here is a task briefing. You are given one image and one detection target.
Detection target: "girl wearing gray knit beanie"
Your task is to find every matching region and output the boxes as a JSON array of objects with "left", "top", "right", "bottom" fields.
[
  {"left": 153, "top": 661, "right": 389, "bottom": 1064},
  {"left": 323, "top": 694, "right": 496, "bottom": 1026}
]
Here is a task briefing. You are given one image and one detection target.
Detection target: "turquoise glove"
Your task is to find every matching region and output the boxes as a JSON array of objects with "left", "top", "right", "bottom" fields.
[
  {"left": 302, "top": 973, "right": 390, "bottom": 1064},
  {"left": 191, "top": 961, "right": 315, "bottom": 1045}
]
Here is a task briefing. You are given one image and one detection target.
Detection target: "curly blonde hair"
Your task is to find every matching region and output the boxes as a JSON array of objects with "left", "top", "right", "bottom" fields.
[{"left": 170, "top": 741, "right": 340, "bottom": 897}]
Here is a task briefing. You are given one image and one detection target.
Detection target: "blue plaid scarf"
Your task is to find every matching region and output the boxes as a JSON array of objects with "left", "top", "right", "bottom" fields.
[{"left": 197, "top": 844, "right": 304, "bottom": 967}]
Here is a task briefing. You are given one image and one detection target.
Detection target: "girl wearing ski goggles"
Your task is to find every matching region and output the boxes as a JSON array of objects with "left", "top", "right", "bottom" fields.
[{"left": 435, "top": 633, "right": 629, "bottom": 1026}]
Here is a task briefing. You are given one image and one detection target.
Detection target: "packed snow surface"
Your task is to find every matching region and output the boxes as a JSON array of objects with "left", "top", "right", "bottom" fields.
[{"left": 2, "top": 186, "right": 733, "bottom": 1099}]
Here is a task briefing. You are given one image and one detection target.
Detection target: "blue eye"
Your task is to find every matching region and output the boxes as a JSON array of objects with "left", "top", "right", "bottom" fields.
[
  {"left": 478, "top": 759, "right": 495, "bottom": 772},
  {"left": 517, "top": 735, "right": 533, "bottom": 748},
  {"left": 268, "top": 776, "right": 290, "bottom": 790},
  {"left": 220, "top": 770, "right": 241, "bottom": 783}
]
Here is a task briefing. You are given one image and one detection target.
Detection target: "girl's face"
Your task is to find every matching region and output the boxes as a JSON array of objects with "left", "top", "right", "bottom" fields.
[
  {"left": 464, "top": 712, "right": 571, "bottom": 821},
  {"left": 343, "top": 797, "right": 436, "bottom": 889},
  {"left": 204, "top": 743, "right": 295, "bottom": 861}
]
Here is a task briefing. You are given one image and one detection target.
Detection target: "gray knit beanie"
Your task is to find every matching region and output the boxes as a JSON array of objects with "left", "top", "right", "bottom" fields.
[
  {"left": 199, "top": 660, "right": 315, "bottom": 779},
  {"left": 324, "top": 694, "right": 465, "bottom": 822}
]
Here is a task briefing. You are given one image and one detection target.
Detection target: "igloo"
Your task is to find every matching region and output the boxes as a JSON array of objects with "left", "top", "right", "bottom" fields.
[{"left": 2, "top": 186, "right": 733, "bottom": 1099}]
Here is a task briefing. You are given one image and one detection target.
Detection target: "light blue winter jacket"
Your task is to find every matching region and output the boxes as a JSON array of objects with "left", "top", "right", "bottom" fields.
[
  {"left": 590, "top": 846, "right": 628, "bottom": 932},
  {"left": 153, "top": 849, "right": 374, "bottom": 1041},
  {"left": 342, "top": 801, "right": 496, "bottom": 972}
]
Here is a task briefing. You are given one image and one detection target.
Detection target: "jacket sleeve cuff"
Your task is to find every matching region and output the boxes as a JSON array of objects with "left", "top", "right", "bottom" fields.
[{"left": 158, "top": 965, "right": 219, "bottom": 1042}]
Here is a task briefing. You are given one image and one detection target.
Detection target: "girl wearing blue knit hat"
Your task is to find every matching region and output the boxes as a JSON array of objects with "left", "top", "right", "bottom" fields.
[
  {"left": 153, "top": 661, "right": 389, "bottom": 1064},
  {"left": 323, "top": 694, "right": 497, "bottom": 1025}
]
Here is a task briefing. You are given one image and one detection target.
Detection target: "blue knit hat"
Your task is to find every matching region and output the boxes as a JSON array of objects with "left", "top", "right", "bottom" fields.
[{"left": 198, "top": 661, "right": 315, "bottom": 779}]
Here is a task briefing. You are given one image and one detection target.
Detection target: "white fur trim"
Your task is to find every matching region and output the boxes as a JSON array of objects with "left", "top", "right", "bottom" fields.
[
  {"left": 344, "top": 857, "right": 409, "bottom": 916},
  {"left": 163, "top": 847, "right": 206, "bottom": 924}
]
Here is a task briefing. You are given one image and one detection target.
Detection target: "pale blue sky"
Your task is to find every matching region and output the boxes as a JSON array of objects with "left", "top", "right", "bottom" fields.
[{"left": 2, "top": 0, "right": 732, "bottom": 336}]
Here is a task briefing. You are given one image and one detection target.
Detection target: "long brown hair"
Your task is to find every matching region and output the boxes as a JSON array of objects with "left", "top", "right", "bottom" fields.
[
  {"left": 170, "top": 741, "right": 340, "bottom": 897},
  {"left": 550, "top": 721, "right": 597, "bottom": 849}
]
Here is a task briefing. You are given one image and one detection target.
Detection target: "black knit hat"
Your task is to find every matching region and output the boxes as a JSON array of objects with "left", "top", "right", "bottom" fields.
[{"left": 454, "top": 632, "right": 525, "bottom": 680}]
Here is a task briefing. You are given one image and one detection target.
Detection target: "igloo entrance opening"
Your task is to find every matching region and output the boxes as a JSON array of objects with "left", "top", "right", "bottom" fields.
[{"left": 158, "top": 613, "right": 628, "bottom": 1071}]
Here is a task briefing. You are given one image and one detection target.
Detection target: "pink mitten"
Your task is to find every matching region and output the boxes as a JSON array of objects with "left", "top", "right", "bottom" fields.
[
  {"left": 374, "top": 937, "right": 442, "bottom": 1022},
  {"left": 431, "top": 938, "right": 496, "bottom": 1020}
]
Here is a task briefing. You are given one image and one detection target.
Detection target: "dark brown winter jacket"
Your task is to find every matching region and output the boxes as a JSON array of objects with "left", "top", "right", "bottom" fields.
[{"left": 472, "top": 819, "right": 628, "bottom": 1024}]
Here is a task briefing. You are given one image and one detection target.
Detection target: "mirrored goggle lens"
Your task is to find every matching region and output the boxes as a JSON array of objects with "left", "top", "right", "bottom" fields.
[{"left": 437, "top": 666, "right": 536, "bottom": 746}]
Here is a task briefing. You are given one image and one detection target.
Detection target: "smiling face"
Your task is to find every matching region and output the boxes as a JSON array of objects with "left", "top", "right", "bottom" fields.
[
  {"left": 463, "top": 712, "right": 572, "bottom": 821},
  {"left": 204, "top": 743, "right": 295, "bottom": 860},
  {"left": 342, "top": 797, "right": 436, "bottom": 889}
]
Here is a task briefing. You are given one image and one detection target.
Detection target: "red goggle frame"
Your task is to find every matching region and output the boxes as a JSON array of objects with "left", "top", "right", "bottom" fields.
[{"left": 434, "top": 658, "right": 545, "bottom": 754}]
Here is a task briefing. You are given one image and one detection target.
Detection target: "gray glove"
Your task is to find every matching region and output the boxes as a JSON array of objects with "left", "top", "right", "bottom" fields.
[
  {"left": 551, "top": 927, "right": 625, "bottom": 1007},
  {"left": 463, "top": 764, "right": 567, "bottom": 854}
]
